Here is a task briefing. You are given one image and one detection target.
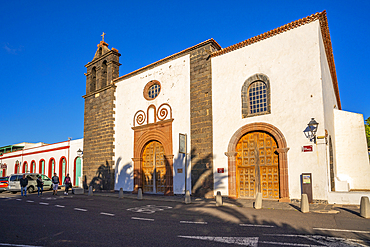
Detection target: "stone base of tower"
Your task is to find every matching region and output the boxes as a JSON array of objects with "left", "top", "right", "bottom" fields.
[{"left": 83, "top": 160, "right": 115, "bottom": 191}]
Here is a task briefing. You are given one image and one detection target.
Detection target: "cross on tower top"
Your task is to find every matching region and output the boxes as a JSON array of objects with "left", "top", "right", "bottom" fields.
[{"left": 101, "top": 32, "right": 106, "bottom": 42}]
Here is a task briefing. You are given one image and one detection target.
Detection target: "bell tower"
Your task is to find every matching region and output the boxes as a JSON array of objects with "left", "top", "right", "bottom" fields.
[{"left": 82, "top": 34, "right": 121, "bottom": 191}]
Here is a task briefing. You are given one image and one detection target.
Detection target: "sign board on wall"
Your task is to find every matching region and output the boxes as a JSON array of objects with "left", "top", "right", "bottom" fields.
[
  {"left": 179, "top": 134, "right": 186, "bottom": 154},
  {"left": 301, "top": 173, "right": 313, "bottom": 203},
  {"left": 302, "top": 174, "right": 311, "bottom": 184},
  {"left": 217, "top": 168, "right": 224, "bottom": 173},
  {"left": 302, "top": 145, "right": 313, "bottom": 152}
]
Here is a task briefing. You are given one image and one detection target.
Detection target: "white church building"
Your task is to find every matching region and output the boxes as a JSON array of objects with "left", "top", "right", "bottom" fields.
[{"left": 79, "top": 11, "right": 370, "bottom": 204}]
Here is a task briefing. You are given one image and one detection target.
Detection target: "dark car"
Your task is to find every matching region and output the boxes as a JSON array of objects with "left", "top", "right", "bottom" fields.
[{"left": 0, "top": 177, "right": 9, "bottom": 192}]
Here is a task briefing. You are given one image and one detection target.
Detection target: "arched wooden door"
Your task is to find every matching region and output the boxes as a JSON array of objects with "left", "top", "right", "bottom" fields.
[
  {"left": 236, "top": 132, "right": 279, "bottom": 199},
  {"left": 142, "top": 141, "right": 166, "bottom": 194}
]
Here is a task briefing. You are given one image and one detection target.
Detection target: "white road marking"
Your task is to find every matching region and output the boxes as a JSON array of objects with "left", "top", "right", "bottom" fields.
[
  {"left": 179, "top": 234, "right": 369, "bottom": 246},
  {"left": 43, "top": 197, "right": 56, "bottom": 200},
  {"left": 100, "top": 212, "right": 115, "bottom": 217},
  {"left": 26, "top": 200, "right": 34, "bottom": 203},
  {"left": 127, "top": 205, "right": 172, "bottom": 214},
  {"left": 180, "top": 221, "right": 208, "bottom": 225},
  {"left": 265, "top": 234, "right": 370, "bottom": 246},
  {"left": 131, "top": 217, "right": 154, "bottom": 221},
  {"left": 0, "top": 243, "right": 43, "bottom": 247},
  {"left": 55, "top": 205, "right": 65, "bottom": 208},
  {"left": 240, "top": 224, "right": 275, "bottom": 228},
  {"left": 74, "top": 208, "right": 87, "bottom": 212},
  {"left": 16, "top": 199, "right": 22, "bottom": 201},
  {"left": 259, "top": 241, "right": 322, "bottom": 246},
  {"left": 313, "top": 227, "right": 370, "bottom": 234},
  {"left": 178, "top": 236, "right": 258, "bottom": 246},
  {"left": 39, "top": 202, "right": 49, "bottom": 205}
]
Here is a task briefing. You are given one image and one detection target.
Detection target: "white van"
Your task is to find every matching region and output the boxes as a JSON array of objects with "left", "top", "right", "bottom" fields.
[{"left": 8, "top": 173, "right": 53, "bottom": 193}]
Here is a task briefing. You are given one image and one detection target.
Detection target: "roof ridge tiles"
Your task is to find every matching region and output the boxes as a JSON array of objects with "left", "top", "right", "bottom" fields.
[
  {"left": 211, "top": 11, "right": 322, "bottom": 57},
  {"left": 210, "top": 10, "right": 341, "bottom": 109}
]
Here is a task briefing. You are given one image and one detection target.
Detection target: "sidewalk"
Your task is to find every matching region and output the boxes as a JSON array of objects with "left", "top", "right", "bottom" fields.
[{"left": 78, "top": 189, "right": 360, "bottom": 214}]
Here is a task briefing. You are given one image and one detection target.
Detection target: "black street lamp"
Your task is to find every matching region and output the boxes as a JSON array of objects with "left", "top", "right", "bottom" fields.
[{"left": 307, "top": 118, "right": 319, "bottom": 143}]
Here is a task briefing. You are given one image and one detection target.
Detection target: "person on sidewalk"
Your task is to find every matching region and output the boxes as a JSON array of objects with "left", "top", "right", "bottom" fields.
[
  {"left": 20, "top": 174, "right": 28, "bottom": 197},
  {"left": 37, "top": 175, "right": 44, "bottom": 196},
  {"left": 52, "top": 173, "right": 59, "bottom": 195},
  {"left": 64, "top": 174, "right": 72, "bottom": 195}
]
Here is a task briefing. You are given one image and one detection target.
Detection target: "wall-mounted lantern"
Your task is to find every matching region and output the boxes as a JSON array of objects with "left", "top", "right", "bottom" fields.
[
  {"left": 307, "top": 118, "right": 319, "bottom": 144},
  {"left": 77, "top": 149, "right": 83, "bottom": 159}
]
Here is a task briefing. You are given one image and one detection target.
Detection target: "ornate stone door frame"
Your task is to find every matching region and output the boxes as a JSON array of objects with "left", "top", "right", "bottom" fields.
[
  {"left": 226, "top": 122, "right": 290, "bottom": 201},
  {"left": 132, "top": 103, "right": 174, "bottom": 196}
]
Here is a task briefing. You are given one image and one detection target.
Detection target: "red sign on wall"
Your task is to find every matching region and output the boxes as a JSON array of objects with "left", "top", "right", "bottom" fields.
[
  {"left": 217, "top": 168, "right": 224, "bottom": 173},
  {"left": 302, "top": 145, "right": 313, "bottom": 152}
]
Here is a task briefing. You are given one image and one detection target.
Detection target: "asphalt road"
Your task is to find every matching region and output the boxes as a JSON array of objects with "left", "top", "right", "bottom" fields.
[{"left": 1, "top": 191, "right": 370, "bottom": 246}]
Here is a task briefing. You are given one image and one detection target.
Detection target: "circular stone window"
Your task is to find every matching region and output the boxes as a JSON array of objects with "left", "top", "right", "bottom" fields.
[{"left": 143, "top": 80, "right": 161, "bottom": 100}]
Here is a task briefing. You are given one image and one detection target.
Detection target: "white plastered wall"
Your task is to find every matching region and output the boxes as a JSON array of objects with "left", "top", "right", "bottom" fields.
[
  {"left": 212, "top": 20, "right": 330, "bottom": 200},
  {"left": 333, "top": 109, "right": 370, "bottom": 190},
  {"left": 114, "top": 55, "right": 191, "bottom": 194},
  {"left": 0, "top": 139, "right": 83, "bottom": 185},
  {"left": 69, "top": 139, "right": 84, "bottom": 187},
  {"left": 318, "top": 27, "right": 339, "bottom": 192}
]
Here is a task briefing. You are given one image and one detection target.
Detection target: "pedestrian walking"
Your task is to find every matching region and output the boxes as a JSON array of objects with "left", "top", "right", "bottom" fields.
[
  {"left": 52, "top": 173, "right": 59, "bottom": 195},
  {"left": 20, "top": 174, "right": 28, "bottom": 197},
  {"left": 64, "top": 174, "right": 72, "bottom": 195},
  {"left": 37, "top": 175, "right": 44, "bottom": 196}
]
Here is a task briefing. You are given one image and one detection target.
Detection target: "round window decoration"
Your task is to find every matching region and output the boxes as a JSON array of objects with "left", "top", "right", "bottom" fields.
[{"left": 144, "top": 80, "right": 161, "bottom": 100}]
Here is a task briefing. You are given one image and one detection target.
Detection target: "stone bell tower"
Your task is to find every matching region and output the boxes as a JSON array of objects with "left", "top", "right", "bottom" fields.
[{"left": 82, "top": 33, "right": 121, "bottom": 190}]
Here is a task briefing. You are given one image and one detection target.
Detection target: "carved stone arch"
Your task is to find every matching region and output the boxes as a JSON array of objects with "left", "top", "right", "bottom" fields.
[
  {"left": 134, "top": 130, "right": 173, "bottom": 159},
  {"left": 132, "top": 119, "right": 174, "bottom": 195},
  {"left": 241, "top": 73, "right": 271, "bottom": 118},
  {"left": 226, "top": 122, "right": 290, "bottom": 201}
]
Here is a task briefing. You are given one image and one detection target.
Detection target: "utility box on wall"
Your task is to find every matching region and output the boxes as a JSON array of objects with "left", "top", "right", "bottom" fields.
[{"left": 301, "top": 173, "right": 313, "bottom": 203}]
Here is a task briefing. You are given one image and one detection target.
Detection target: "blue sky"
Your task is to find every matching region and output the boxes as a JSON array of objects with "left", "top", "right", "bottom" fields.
[{"left": 1, "top": 0, "right": 369, "bottom": 147}]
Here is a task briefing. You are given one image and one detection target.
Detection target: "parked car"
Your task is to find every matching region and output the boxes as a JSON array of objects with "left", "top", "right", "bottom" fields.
[
  {"left": 0, "top": 177, "right": 9, "bottom": 192},
  {"left": 8, "top": 173, "right": 53, "bottom": 194}
]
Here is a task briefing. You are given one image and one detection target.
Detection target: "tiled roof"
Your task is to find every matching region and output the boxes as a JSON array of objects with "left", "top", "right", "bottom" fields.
[{"left": 211, "top": 11, "right": 341, "bottom": 109}]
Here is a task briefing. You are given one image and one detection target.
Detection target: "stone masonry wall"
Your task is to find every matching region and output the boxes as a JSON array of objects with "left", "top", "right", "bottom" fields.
[
  {"left": 190, "top": 43, "right": 214, "bottom": 198},
  {"left": 83, "top": 86, "right": 115, "bottom": 190}
]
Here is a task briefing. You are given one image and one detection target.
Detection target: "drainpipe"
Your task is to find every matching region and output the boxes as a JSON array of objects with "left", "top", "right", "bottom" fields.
[{"left": 68, "top": 138, "right": 71, "bottom": 177}]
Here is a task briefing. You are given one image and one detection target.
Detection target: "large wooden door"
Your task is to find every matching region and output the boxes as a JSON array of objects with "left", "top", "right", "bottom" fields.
[
  {"left": 142, "top": 141, "right": 166, "bottom": 193},
  {"left": 236, "top": 132, "right": 279, "bottom": 199}
]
